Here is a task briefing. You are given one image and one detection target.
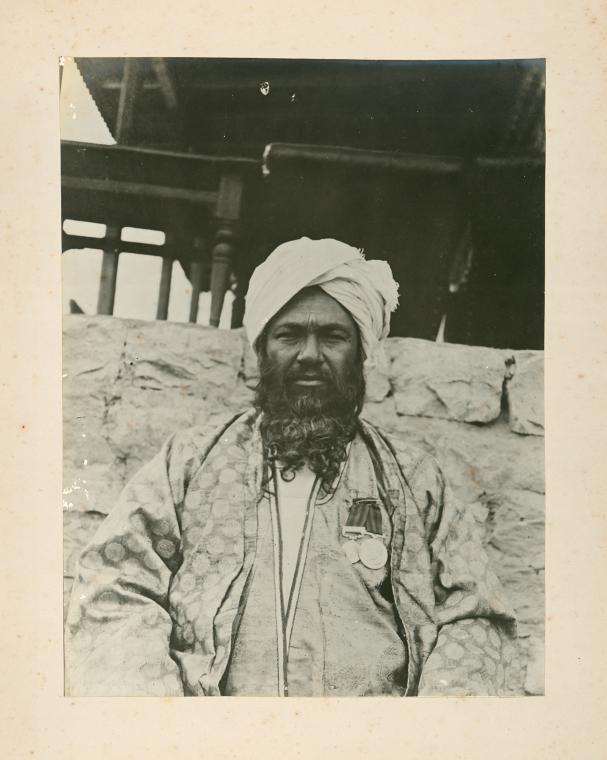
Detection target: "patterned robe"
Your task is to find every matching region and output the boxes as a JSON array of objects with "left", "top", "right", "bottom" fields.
[{"left": 65, "top": 409, "right": 517, "bottom": 696}]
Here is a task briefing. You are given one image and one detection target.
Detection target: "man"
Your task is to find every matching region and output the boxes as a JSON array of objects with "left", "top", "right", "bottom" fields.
[{"left": 66, "top": 237, "right": 517, "bottom": 697}]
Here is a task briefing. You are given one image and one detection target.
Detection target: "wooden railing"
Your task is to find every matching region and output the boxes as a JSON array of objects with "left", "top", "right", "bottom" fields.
[{"left": 61, "top": 140, "right": 258, "bottom": 325}]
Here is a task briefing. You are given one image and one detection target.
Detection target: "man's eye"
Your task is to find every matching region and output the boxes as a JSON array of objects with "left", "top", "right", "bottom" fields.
[{"left": 325, "top": 333, "right": 347, "bottom": 342}]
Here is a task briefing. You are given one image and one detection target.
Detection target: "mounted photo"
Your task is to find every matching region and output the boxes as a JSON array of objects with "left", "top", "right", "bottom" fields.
[{"left": 61, "top": 57, "right": 545, "bottom": 697}]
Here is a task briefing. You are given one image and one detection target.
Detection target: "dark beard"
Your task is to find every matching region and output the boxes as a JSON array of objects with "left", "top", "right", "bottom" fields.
[{"left": 254, "top": 350, "right": 366, "bottom": 493}]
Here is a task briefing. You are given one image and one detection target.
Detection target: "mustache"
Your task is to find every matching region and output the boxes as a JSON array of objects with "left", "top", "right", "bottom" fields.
[{"left": 286, "top": 368, "right": 332, "bottom": 382}]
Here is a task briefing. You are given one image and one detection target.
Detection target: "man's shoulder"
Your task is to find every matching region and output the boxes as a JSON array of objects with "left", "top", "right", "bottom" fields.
[
  {"left": 171, "top": 408, "right": 259, "bottom": 460},
  {"left": 359, "top": 418, "right": 442, "bottom": 487}
]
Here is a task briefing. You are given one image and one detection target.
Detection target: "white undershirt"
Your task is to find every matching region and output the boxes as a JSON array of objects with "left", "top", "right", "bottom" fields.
[{"left": 275, "top": 463, "right": 316, "bottom": 604}]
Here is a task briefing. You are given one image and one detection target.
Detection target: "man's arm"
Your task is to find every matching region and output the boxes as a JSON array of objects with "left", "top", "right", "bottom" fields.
[
  {"left": 413, "top": 457, "right": 518, "bottom": 696},
  {"left": 65, "top": 431, "right": 197, "bottom": 696}
]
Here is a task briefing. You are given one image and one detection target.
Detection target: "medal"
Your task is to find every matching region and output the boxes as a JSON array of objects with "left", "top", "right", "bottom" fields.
[
  {"left": 358, "top": 536, "right": 388, "bottom": 570},
  {"left": 342, "top": 539, "right": 360, "bottom": 564}
]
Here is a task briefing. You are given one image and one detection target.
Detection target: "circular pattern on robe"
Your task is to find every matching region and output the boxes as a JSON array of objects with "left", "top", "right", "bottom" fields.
[
  {"left": 201, "top": 573, "right": 221, "bottom": 592},
  {"left": 125, "top": 535, "right": 142, "bottom": 553},
  {"left": 123, "top": 557, "right": 141, "bottom": 576},
  {"left": 484, "top": 656, "right": 497, "bottom": 675},
  {"left": 449, "top": 626, "right": 470, "bottom": 641},
  {"left": 221, "top": 519, "right": 242, "bottom": 538},
  {"left": 82, "top": 549, "right": 103, "bottom": 570},
  {"left": 470, "top": 625, "right": 487, "bottom": 645},
  {"left": 185, "top": 526, "right": 204, "bottom": 546},
  {"left": 156, "top": 538, "right": 176, "bottom": 559},
  {"left": 104, "top": 542, "right": 126, "bottom": 562},
  {"left": 464, "top": 657, "right": 484, "bottom": 671},
  {"left": 211, "top": 455, "right": 229, "bottom": 471},
  {"left": 151, "top": 519, "right": 171, "bottom": 536},
  {"left": 212, "top": 500, "right": 230, "bottom": 518},
  {"left": 206, "top": 536, "right": 225, "bottom": 556},
  {"left": 191, "top": 554, "right": 210, "bottom": 575},
  {"left": 196, "top": 471, "right": 216, "bottom": 488},
  {"left": 444, "top": 642, "right": 465, "bottom": 660},
  {"left": 424, "top": 652, "right": 443, "bottom": 670},
  {"left": 219, "top": 468, "right": 237, "bottom": 484},
  {"left": 227, "top": 445, "right": 244, "bottom": 459}
]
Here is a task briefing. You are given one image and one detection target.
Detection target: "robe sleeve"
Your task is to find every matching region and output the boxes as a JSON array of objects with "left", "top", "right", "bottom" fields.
[
  {"left": 412, "top": 457, "right": 518, "bottom": 696},
  {"left": 65, "top": 431, "right": 198, "bottom": 696}
]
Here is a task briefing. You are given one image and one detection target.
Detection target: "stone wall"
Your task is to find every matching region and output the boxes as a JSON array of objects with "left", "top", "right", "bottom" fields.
[{"left": 63, "top": 314, "right": 544, "bottom": 694}]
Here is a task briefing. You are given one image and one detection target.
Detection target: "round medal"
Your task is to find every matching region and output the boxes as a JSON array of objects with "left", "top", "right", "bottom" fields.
[
  {"left": 342, "top": 539, "right": 360, "bottom": 564},
  {"left": 358, "top": 537, "right": 388, "bottom": 569}
]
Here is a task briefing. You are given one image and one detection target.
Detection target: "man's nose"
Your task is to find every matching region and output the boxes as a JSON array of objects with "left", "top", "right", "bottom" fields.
[{"left": 298, "top": 333, "right": 322, "bottom": 364}]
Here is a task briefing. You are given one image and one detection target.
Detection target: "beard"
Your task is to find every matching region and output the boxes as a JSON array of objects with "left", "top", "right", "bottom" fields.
[{"left": 254, "top": 349, "right": 366, "bottom": 493}]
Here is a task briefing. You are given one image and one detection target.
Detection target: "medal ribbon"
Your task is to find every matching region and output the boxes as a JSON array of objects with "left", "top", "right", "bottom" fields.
[{"left": 346, "top": 498, "right": 383, "bottom": 535}]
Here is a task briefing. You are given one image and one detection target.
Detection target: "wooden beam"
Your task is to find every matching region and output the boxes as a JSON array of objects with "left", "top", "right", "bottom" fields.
[
  {"left": 262, "top": 142, "right": 465, "bottom": 177},
  {"left": 62, "top": 175, "right": 217, "bottom": 205}
]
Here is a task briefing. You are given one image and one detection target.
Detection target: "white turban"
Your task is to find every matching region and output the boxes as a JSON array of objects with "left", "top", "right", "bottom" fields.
[{"left": 243, "top": 238, "right": 399, "bottom": 362}]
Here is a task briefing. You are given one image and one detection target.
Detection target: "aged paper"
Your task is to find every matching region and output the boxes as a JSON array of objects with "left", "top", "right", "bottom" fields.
[{"left": 1, "top": 0, "right": 606, "bottom": 757}]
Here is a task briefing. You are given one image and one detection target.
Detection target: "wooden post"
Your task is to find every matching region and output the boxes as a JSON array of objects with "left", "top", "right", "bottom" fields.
[
  {"left": 188, "top": 260, "right": 203, "bottom": 323},
  {"left": 97, "top": 226, "right": 120, "bottom": 315},
  {"left": 156, "top": 257, "right": 172, "bottom": 320},
  {"left": 210, "top": 171, "right": 243, "bottom": 328}
]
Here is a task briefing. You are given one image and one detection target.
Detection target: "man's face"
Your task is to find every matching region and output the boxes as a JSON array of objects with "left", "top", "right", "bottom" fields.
[{"left": 263, "top": 287, "right": 361, "bottom": 404}]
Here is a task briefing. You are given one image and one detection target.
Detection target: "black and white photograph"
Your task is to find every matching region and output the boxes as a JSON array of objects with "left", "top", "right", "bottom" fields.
[{"left": 61, "top": 57, "right": 545, "bottom": 697}]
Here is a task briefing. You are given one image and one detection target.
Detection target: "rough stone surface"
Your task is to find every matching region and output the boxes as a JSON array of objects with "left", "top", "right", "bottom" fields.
[
  {"left": 63, "top": 315, "right": 544, "bottom": 694},
  {"left": 507, "top": 352, "right": 545, "bottom": 436},
  {"left": 387, "top": 338, "right": 509, "bottom": 423}
]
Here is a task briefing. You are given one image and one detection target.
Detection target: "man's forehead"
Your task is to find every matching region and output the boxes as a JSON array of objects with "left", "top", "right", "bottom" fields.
[{"left": 270, "top": 287, "right": 355, "bottom": 328}]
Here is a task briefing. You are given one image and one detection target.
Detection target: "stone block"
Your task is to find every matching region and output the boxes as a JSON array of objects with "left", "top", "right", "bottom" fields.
[
  {"left": 374, "top": 415, "right": 545, "bottom": 499},
  {"left": 63, "top": 315, "right": 128, "bottom": 398},
  {"left": 387, "top": 338, "right": 509, "bottom": 423},
  {"left": 122, "top": 320, "right": 243, "bottom": 404},
  {"left": 508, "top": 352, "right": 544, "bottom": 436}
]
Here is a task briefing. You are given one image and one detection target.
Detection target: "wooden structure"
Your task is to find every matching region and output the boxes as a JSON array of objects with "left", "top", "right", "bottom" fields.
[{"left": 62, "top": 58, "right": 545, "bottom": 348}]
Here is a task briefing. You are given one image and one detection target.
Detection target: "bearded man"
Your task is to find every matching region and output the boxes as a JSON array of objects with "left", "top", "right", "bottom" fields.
[{"left": 66, "top": 238, "right": 517, "bottom": 697}]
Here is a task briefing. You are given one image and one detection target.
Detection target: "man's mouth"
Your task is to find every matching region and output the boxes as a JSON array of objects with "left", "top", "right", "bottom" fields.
[{"left": 290, "top": 375, "right": 328, "bottom": 387}]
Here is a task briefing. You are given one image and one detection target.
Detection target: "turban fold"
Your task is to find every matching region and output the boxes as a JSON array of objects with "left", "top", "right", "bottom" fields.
[{"left": 243, "top": 238, "right": 399, "bottom": 361}]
